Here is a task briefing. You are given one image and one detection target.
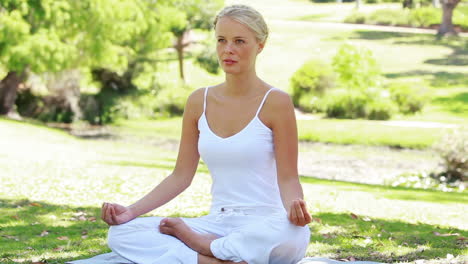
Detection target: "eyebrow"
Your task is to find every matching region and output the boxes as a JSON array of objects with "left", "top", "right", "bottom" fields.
[{"left": 216, "top": 36, "right": 246, "bottom": 39}]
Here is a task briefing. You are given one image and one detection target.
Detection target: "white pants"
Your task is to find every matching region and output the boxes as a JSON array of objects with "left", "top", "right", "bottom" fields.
[{"left": 107, "top": 208, "right": 310, "bottom": 264}]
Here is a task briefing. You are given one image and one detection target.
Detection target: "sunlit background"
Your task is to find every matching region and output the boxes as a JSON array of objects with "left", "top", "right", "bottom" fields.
[{"left": 0, "top": 0, "right": 467, "bottom": 263}]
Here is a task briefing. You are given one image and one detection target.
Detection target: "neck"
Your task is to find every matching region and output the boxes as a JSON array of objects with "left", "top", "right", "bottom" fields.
[{"left": 223, "top": 70, "right": 264, "bottom": 97}]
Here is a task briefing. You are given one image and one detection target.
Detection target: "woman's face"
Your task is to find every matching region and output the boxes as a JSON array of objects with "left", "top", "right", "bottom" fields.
[{"left": 215, "top": 16, "right": 264, "bottom": 75}]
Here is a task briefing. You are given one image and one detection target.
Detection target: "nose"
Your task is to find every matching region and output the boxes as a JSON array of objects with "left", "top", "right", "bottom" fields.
[{"left": 224, "top": 42, "right": 234, "bottom": 54}]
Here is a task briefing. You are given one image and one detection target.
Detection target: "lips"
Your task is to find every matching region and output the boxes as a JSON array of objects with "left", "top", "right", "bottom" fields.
[{"left": 223, "top": 59, "right": 237, "bottom": 65}]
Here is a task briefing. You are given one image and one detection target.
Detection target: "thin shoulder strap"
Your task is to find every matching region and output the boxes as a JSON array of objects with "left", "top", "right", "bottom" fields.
[
  {"left": 255, "top": 87, "right": 275, "bottom": 117},
  {"left": 203, "top": 86, "right": 209, "bottom": 113}
]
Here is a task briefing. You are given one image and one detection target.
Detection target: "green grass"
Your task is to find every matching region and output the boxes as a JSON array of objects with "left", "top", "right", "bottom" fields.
[
  {"left": 297, "top": 118, "right": 453, "bottom": 149},
  {"left": 1, "top": 117, "right": 467, "bottom": 264}
]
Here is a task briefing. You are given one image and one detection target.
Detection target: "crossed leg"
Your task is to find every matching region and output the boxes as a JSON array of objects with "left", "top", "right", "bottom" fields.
[{"left": 159, "top": 218, "right": 247, "bottom": 264}]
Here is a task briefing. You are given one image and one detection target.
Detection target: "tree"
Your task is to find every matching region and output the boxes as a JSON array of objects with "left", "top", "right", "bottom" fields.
[
  {"left": 165, "top": 0, "right": 224, "bottom": 81},
  {"left": 0, "top": 0, "right": 174, "bottom": 118},
  {"left": 438, "top": 0, "right": 462, "bottom": 36}
]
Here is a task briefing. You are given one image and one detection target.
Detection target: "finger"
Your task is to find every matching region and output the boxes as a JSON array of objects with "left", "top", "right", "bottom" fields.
[
  {"left": 105, "top": 204, "right": 113, "bottom": 224},
  {"left": 110, "top": 206, "right": 118, "bottom": 225},
  {"left": 294, "top": 200, "right": 305, "bottom": 226},
  {"left": 288, "top": 203, "right": 294, "bottom": 223},
  {"left": 300, "top": 200, "right": 312, "bottom": 224},
  {"left": 102, "top": 203, "right": 110, "bottom": 223},
  {"left": 290, "top": 201, "right": 299, "bottom": 225}
]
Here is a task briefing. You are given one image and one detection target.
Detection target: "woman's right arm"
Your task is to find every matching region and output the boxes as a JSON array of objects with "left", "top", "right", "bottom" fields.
[{"left": 101, "top": 88, "right": 205, "bottom": 225}]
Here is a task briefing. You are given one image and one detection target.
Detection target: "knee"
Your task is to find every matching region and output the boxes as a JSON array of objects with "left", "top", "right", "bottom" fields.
[{"left": 107, "top": 225, "right": 125, "bottom": 251}]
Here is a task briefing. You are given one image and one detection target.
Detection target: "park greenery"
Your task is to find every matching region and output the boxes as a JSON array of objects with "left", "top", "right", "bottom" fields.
[{"left": 0, "top": 0, "right": 467, "bottom": 263}]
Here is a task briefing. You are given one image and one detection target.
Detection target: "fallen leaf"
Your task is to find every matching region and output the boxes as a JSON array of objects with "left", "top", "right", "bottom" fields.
[
  {"left": 433, "top": 232, "right": 460, "bottom": 237},
  {"left": 73, "top": 211, "right": 87, "bottom": 217},
  {"left": 350, "top": 213, "right": 359, "bottom": 219},
  {"left": 40, "top": 230, "right": 49, "bottom": 237},
  {"left": 26, "top": 247, "right": 34, "bottom": 250},
  {"left": 81, "top": 235, "right": 88, "bottom": 239},
  {"left": 81, "top": 230, "right": 88, "bottom": 235},
  {"left": 457, "top": 236, "right": 467, "bottom": 241},
  {"left": 2, "top": 235, "right": 19, "bottom": 241},
  {"left": 30, "top": 202, "right": 42, "bottom": 207},
  {"left": 311, "top": 217, "right": 322, "bottom": 223},
  {"left": 53, "top": 246, "right": 65, "bottom": 252},
  {"left": 362, "top": 216, "right": 371, "bottom": 222},
  {"left": 78, "top": 216, "right": 87, "bottom": 221},
  {"left": 88, "top": 216, "right": 97, "bottom": 222},
  {"left": 11, "top": 215, "right": 20, "bottom": 220},
  {"left": 57, "top": 236, "right": 69, "bottom": 240}
]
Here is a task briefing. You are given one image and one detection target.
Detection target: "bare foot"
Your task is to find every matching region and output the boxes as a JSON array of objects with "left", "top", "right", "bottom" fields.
[
  {"left": 159, "top": 218, "right": 218, "bottom": 256},
  {"left": 198, "top": 254, "right": 248, "bottom": 264}
]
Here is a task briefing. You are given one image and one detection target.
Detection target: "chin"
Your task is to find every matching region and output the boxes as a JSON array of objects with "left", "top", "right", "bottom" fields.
[{"left": 221, "top": 68, "right": 241, "bottom": 75}]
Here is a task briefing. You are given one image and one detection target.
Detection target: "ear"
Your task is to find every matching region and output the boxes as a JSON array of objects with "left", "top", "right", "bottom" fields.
[{"left": 257, "top": 42, "right": 265, "bottom": 54}]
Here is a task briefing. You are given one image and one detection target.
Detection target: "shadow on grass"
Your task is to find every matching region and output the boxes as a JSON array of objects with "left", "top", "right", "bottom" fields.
[
  {"left": 350, "top": 30, "right": 414, "bottom": 40},
  {"left": 300, "top": 176, "right": 468, "bottom": 204},
  {"left": 0, "top": 198, "right": 109, "bottom": 264},
  {"left": 384, "top": 71, "right": 468, "bottom": 88},
  {"left": 1, "top": 198, "right": 466, "bottom": 264},
  {"left": 309, "top": 212, "right": 467, "bottom": 262},
  {"left": 350, "top": 30, "right": 468, "bottom": 67}
]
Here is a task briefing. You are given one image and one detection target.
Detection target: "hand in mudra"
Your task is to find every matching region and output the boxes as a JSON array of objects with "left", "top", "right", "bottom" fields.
[
  {"left": 288, "top": 199, "right": 312, "bottom": 226},
  {"left": 101, "top": 202, "right": 135, "bottom": 225}
]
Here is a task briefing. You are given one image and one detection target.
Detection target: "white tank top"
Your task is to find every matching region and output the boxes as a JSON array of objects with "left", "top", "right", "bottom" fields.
[{"left": 198, "top": 86, "right": 286, "bottom": 213}]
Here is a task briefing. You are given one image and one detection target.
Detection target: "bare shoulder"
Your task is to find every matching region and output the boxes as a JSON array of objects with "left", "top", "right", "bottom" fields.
[
  {"left": 184, "top": 87, "right": 206, "bottom": 119},
  {"left": 267, "top": 88, "right": 294, "bottom": 109},
  {"left": 261, "top": 88, "right": 295, "bottom": 128}
]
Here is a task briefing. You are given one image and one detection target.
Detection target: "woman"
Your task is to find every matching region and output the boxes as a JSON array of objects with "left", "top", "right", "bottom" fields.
[{"left": 101, "top": 4, "right": 312, "bottom": 264}]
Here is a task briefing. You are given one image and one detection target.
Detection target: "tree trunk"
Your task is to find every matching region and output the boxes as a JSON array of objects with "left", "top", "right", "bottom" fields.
[
  {"left": 438, "top": 0, "right": 461, "bottom": 36},
  {"left": 176, "top": 35, "right": 185, "bottom": 81},
  {"left": 355, "top": 0, "right": 362, "bottom": 10},
  {"left": 0, "top": 71, "right": 23, "bottom": 115},
  {"left": 402, "top": 0, "right": 413, "bottom": 8}
]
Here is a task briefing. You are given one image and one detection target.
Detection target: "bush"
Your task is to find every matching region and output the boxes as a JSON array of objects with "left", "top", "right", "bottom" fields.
[
  {"left": 366, "top": 98, "right": 398, "bottom": 120},
  {"left": 290, "top": 59, "right": 335, "bottom": 111},
  {"left": 367, "top": 9, "right": 410, "bottom": 26},
  {"left": 332, "top": 43, "right": 381, "bottom": 91},
  {"left": 344, "top": 12, "right": 367, "bottom": 24},
  {"left": 386, "top": 82, "right": 428, "bottom": 114},
  {"left": 454, "top": 5, "right": 468, "bottom": 31},
  {"left": 323, "top": 89, "right": 370, "bottom": 119},
  {"left": 84, "top": 81, "right": 193, "bottom": 124},
  {"left": 433, "top": 128, "right": 468, "bottom": 183},
  {"left": 16, "top": 88, "right": 75, "bottom": 123},
  {"left": 408, "top": 7, "right": 440, "bottom": 28},
  {"left": 195, "top": 43, "right": 220, "bottom": 75}
]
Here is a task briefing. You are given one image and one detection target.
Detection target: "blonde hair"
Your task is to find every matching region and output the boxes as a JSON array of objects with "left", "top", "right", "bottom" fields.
[{"left": 213, "top": 5, "right": 269, "bottom": 44}]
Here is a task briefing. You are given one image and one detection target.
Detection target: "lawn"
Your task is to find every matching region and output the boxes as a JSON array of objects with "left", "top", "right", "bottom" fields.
[{"left": 1, "top": 117, "right": 467, "bottom": 263}]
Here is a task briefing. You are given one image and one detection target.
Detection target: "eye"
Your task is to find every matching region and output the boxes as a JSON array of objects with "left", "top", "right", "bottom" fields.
[
  {"left": 235, "top": 39, "right": 245, "bottom": 44},
  {"left": 217, "top": 38, "right": 226, "bottom": 43}
]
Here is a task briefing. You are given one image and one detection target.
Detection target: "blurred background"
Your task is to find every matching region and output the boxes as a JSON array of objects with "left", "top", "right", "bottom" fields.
[{"left": 0, "top": 0, "right": 467, "bottom": 263}]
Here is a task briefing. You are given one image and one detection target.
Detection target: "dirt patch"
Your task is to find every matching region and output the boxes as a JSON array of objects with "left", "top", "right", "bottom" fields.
[{"left": 298, "top": 141, "right": 442, "bottom": 185}]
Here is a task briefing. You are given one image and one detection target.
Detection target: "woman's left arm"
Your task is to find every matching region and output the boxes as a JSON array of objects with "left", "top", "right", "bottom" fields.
[{"left": 268, "top": 90, "right": 312, "bottom": 227}]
